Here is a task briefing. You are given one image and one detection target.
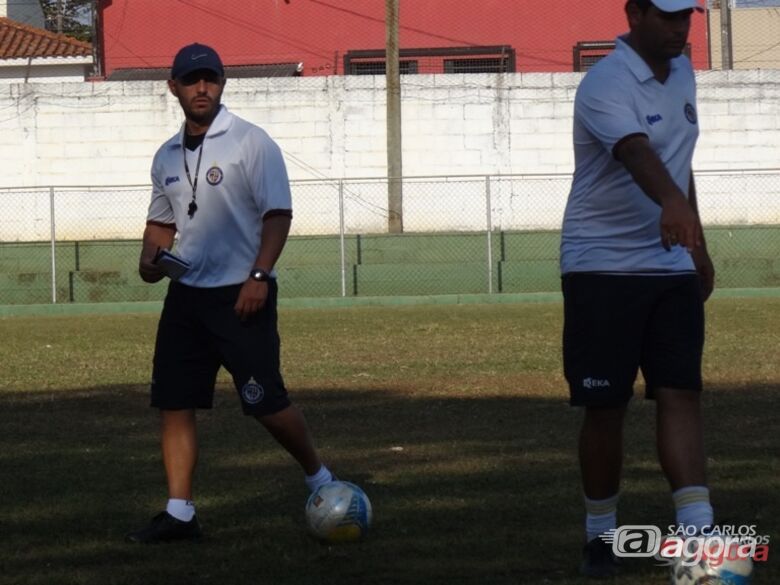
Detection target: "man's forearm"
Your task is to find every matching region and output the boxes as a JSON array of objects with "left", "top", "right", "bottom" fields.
[
  {"left": 617, "top": 137, "right": 688, "bottom": 206},
  {"left": 253, "top": 214, "right": 291, "bottom": 271}
]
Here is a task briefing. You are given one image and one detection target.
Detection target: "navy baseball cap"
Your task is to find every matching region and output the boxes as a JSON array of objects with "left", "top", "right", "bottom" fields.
[{"left": 171, "top": 43, "right": 225, "bottom": 80}]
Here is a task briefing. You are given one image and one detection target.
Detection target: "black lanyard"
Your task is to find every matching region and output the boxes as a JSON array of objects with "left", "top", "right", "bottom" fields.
[{"left": 183, "top": 140, "right": 205, "bottom": 219}]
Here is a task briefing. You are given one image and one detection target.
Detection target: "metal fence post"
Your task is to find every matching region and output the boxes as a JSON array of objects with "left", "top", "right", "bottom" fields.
[
  {"left": 485, "top": 176, "right": 493, "bottom": 294},
  {"left": 49, "top": 187, "right": 57, "bottom": 304},
  {"left": 338, "top": 180, "right": 347, "bottom": 297}
]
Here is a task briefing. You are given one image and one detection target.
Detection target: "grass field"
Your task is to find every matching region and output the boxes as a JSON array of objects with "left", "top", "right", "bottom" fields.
[{"left": 0, "top": 299, "right": 778, "bottom": 585}]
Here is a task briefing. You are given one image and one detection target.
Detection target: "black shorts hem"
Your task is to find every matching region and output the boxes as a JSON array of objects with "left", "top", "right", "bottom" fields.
[
  {"left": 569, "top": 392, "right": 633, "bottom": 409},
  {"left": 150, "top": 399, "right": 214, "bottom": 410},
  {"left": 241, "top": 396, "right": 292, "bottom": 417},
  {"left": 645, "top": 382, "right": 703, "bottom": 400}
]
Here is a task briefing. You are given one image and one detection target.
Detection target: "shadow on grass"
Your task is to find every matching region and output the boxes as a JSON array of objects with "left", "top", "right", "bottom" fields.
[{"left": 0, "top": 383, "right": 777, "bottom": 585}]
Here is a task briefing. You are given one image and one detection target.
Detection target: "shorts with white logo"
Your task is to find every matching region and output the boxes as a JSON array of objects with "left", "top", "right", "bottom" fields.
[
  {"left": 150, "top": 280, "right": 291, "bottom": 416},
  {"left": 562, "top": 272, "right": 704, "bottom": 408}
]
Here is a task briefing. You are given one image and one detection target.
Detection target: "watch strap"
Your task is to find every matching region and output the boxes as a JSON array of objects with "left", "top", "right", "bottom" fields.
[{"left": 250, "top": 268, "right": 271, "bottom": 282}]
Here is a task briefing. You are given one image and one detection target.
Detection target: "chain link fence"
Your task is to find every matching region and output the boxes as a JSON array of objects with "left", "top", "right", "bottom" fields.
[
  {"left": 707, "top": 0, "right": 780, "bottom": 70},
  {"left": 0, "top": 171, "right": 778, "bottom": 305}
]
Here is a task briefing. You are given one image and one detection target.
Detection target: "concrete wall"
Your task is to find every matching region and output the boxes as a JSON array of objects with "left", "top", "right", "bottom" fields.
[
  {"left": 0, "top": 60, "right": 93, "bottom": 83},
  {"left": 0, "top": 70, "right": 779, "bottom": 239}
]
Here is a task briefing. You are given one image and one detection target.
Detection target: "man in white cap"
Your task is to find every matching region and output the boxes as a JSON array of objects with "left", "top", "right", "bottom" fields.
[{"left": 560, "top": 0, "right": 715, "bottom": 577}]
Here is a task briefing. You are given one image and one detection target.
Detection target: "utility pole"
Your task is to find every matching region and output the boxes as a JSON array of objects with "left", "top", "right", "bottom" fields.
[
  {"left": 720, "top": 0, "right": 733, "bottom": 70},
  {"left": 56, "top": 0, "right": 65, "bottom": 34},
  {"left": 386, "top": 0, "right": 403, "bottom": 233},
  {"left": 91, "top": 0, "right": 102, "bottom": 77}
]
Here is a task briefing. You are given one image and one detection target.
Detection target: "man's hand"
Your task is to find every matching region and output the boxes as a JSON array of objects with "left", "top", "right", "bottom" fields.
[
  {"left": 235, "top": 279, "right": 269, "bottom": 320},
  {"left": 659, "top": 194, "right": 702, "bottom": 252},
  {"left": 139, "top": 247, "right": 166, "bottom": 283},
  {"left": 691, "top": 246, "right": 715, "bottom": 302},
  {"left": 615, "top": 137, "right": 702, "bottom": 252},
  {"left": 139, "top": 223, "right": 176, "bottom": 283}
]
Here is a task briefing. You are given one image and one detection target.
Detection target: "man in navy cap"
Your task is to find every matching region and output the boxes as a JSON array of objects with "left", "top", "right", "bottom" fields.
[
  {"left": 127, "top": 43, "right": 336, "bottom": 543},
  {"left": 560, "top": 0, "right": 718, "bottom": 577}
]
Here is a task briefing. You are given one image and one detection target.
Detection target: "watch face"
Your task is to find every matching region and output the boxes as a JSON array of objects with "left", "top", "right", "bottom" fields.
[{"left": 252, "top": 270, "right": 267, "bottom": 281}]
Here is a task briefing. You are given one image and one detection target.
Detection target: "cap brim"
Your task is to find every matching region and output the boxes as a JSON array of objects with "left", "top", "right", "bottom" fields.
[
  {"left": 651, "top": 0, "right": 704, "bottom": 12},
  {"left": 172, "top": 64, "right": 224, "bottom": 80}
]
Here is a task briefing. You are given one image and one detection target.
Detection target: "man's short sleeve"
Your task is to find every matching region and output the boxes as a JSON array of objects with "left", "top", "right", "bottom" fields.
[
  {"left": 147, "top": 155, "right": 175, "bottom": 225},
  {"left": 575, "top": 77, "right": 646, "bottom": 157},
  {"left": 251, "top": 137, "right": 292, "bottom": 218}
]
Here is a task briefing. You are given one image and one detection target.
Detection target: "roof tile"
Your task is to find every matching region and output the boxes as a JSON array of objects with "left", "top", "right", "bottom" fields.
[{"left": 0, "top": 16, "right": 91, "bottom": 59}]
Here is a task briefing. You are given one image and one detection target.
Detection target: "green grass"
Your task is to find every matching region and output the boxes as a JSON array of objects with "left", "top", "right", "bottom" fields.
[{"left": 0, "top": 299, "right": 777, "bottom": 585}]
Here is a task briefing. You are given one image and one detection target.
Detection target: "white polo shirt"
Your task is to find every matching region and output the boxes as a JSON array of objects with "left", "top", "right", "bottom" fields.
[
  {"left": 560, "top": 35, "right": 698, "bottom": 275},
  {"left": 147, "top": 106, "right": 292, "bottom": 287}
]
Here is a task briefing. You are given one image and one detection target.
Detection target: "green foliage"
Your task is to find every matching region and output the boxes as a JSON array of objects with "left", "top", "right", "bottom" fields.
[{"left": 39, "top": 0, "right": 93, "bottom": 43}]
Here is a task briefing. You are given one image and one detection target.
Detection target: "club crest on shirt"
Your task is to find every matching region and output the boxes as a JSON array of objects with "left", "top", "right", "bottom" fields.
[
  {"left": 241, "top": 377, "right": 264, "bottom": 404},
  {"left": 206, "top": 165, "right": 224, "bottom": 185},
  {"left": 684, "top": 103, "right": 697, "bottom": 125}
]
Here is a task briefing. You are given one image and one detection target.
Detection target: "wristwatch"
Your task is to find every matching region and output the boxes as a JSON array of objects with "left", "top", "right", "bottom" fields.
[{"left": 249, "top": 268, "right": 271, "bottom": 282}]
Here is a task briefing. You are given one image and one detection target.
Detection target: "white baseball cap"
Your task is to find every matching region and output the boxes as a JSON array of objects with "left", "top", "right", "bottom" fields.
[{"left": 650, "top": 0, "right": 704, "bottom": 12}]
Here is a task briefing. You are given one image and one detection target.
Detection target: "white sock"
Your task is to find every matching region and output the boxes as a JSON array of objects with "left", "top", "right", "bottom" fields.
[
  {"left": 584, "top": 493, "right": 619, "bottom": 542},
  {"left": 305, "top": 465, "right": 333, "bottom": 493},
  {"left": 166, "top": 498, "right": 196, "bottom": 522},
  {"left": 673, "top": 486, "right": 713, "bottom": 534}
]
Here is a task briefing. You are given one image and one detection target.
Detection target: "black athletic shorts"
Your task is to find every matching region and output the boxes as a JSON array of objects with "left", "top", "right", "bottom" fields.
[
  {"left": 150, "top": 279, "right": 291, "bottom": 416},
  {"left": 562, "top": 272, "right": 704, "bottom": 408}
]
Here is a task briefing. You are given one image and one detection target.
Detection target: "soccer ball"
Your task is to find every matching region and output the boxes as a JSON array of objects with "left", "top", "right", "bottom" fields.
[
  {"left": 670, "top": 555, "right": 753, "bottom": 585},
  {"left": 305, "top": 481, "right": 372, "bottom": 543}
]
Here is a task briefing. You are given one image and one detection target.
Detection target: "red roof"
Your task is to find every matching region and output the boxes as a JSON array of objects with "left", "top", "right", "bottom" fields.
[{"left": 0, "top": 17, "right": 91, "bottom": 59}]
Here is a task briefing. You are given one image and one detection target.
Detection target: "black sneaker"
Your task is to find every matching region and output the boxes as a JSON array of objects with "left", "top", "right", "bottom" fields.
[
  {"left": 125, "top": 511, "right": 202, "bottom": 544},
  {"left": 580, "top": 537, "right": 621, "bottom": 578}
]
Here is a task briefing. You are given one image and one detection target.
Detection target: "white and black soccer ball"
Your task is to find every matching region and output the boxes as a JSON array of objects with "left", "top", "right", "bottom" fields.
[
  {"left": 305, "top": 481, "right": 372, "bottom": 543},
  {"left": 670, "top": 555, "right": 753, "bottom": 585}
]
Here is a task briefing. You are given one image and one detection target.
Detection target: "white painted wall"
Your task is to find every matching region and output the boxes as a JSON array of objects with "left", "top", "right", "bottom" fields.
[
  {"left": 0, "top": 58, "right": 93, "bottom": 82},
  {"left": 0, "top": 70, "right": 779, "bottom": 240}
]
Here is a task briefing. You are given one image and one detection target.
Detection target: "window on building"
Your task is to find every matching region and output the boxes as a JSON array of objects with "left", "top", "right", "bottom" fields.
[
  {"left": 349, "top": 60, "right": 419, "bottom": 75},
  {"left": 573, "top": 41, "right": 690, "bottom": 71},
  {"left": 344, "top": 46, "right": 515, "bottom": 75},
  {"left": 443, "top": 57, "right": 508, "bottom": 74}
]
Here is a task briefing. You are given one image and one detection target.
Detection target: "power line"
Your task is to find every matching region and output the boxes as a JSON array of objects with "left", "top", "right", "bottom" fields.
[{"left": 172, "top": 0, "right": 335, "bottom": 61}]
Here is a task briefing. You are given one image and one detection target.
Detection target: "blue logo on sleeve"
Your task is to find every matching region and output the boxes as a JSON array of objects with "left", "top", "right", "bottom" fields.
[
  {"left": 646, "top": 114, "right": 663, "bottom": 126},
  {"left": 165, "top": 176, "right": 180, "bottom": 186},
  {"left": 684, "top": 103, "right": 697, "bottom": 124}
]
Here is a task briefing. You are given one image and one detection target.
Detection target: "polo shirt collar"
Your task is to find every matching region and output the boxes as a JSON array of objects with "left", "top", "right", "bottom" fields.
[
  {"left": 204, "top": 105, "right": 233, "bottom": 137},
  {"left": 172, "top": 104, "right": 233, "bottom": 149},
  {"left": 615, "top": 34, "right": 680, "bottom": 84}
]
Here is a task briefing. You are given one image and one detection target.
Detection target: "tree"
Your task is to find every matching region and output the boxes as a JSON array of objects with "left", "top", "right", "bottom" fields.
[{"left": 39, "top": 0, "right": 93, "bottom": 43}]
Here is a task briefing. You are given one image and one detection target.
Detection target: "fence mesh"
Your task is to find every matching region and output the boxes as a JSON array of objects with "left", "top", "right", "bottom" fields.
[
  {"left": 1, "top": 172, "right": 778, "bottom": 305},
  {"left": 2, "top": 2, "right": 780, "bottom": 305}
]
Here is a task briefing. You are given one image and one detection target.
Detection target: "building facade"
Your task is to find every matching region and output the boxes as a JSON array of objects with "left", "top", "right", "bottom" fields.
[{"left": 96, "top": 0, "right": 711, "bottom": 79}]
